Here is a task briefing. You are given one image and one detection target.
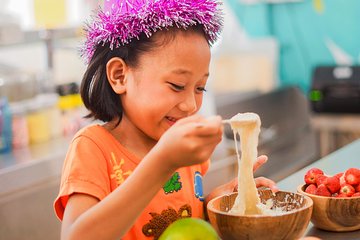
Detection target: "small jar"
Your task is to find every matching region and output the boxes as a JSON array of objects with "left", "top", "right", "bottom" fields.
[
  {"left": 0, "top": 98, "right": 12, "bottom": 153},
  {"left": 57, "top": 83, "right": 83, "bottom": 136},
  {"left": 26, "top": 96, "right": 51, "bottom": 144},
  {"left": 39, "top": 93, "right": 62, "bottom": 138},
  {"left": 10, "top": 101, "right": 29, "bottom": 149}
]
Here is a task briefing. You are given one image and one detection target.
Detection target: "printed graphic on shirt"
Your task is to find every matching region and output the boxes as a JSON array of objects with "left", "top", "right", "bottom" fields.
[
  {"left": 194, "top": 171, "right": 204, "bottom": 201},
  {"left": 110, "top": 152, "right": 132, "bottom": 186},
  {"left": 142, "top": 204, "right": 192, "bottom": 240},
  {"left": 163, "top": 172, "right": 182, "bottom": 194}
]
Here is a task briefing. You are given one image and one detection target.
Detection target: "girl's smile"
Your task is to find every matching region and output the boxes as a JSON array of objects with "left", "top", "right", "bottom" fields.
[{"left": 165, "top": 116, "right": 179, "bottom": 126}]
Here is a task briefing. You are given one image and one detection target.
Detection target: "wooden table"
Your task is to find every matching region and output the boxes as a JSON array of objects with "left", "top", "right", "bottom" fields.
[{"left": 277, "top": 138, "right": 360, "bottom": 239}]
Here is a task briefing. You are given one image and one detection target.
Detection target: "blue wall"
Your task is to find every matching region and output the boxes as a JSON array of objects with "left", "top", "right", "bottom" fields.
[{"left": 228, "top": 0, "right": 360, "bottom": 93}]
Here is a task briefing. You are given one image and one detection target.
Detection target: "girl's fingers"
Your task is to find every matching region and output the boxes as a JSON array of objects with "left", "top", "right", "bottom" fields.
[
  {"left": 194, "top": 116, "right": 223, "bottom": 136},
  {"left": 255, "top": 176, "right": 279, "bottom": 193},
  {"left": 175, "top": 115, "right": 222, "bottom": 136},
  {"left": 253, "top": 155, "right": 268, "bottom": 172}
]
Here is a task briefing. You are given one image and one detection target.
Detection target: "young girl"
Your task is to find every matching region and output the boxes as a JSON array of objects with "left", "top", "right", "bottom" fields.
[{"left": 54, "top": 1, "right": 277, "bottom": 239}]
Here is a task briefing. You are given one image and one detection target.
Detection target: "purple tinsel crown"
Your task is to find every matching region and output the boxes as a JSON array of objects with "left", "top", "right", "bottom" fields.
[{"left": 81, "top": 0, "right": 223, "bottom": 63}]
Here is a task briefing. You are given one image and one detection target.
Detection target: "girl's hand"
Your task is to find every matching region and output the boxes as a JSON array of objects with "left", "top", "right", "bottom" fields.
[
  {"left": 205, "top": 155, "right": 279, "bottom": 208},
  {"left": 152, "top": 115, "right": 223, "bottom": 171},
  {"left": 253, "top": 155, "right": 279, "bottom": 192},
  {"left": 232, "top": 155, "right": 279, "bottom": 193}
]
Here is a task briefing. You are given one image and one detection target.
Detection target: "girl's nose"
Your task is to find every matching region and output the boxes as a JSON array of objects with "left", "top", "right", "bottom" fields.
[{"left": 178, "top": 92, "right": 198, "bottom": 114}]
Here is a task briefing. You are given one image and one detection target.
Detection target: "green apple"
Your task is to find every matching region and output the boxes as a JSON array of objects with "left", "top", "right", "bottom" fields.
[{"left": 159, "top": 218, "right": 219, "bottom": 240}]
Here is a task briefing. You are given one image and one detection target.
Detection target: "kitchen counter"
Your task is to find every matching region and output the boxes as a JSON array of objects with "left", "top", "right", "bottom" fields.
[
  {"left": 0, "top": 137, "right": 70, "bottom": 240},
  {"left": 277, "top": 138, "right": 360, "bottom": 239},
  {"left": 0, "top": 137, "right": 70, "bottom": 195}
]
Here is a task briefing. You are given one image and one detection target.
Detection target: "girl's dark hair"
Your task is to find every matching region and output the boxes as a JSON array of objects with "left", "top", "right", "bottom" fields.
[{"left": 80, "top": 25, "right": 206, "bottom": 124}]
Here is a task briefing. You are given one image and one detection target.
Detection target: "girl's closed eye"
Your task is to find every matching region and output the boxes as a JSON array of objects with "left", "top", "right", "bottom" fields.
[
  {"left": 196, "top": 86, "right": 207, "bottom": 93},
  {"left": 169, "top": 82, "right": 185, "bottom": 91},
  {"left": 168, "top": 82, "right": 207, "bottom": 93}
]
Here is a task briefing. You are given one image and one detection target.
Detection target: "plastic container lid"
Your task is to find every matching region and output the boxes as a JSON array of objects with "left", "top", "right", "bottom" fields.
[
  {"left": 9, "top": 100, "right": 29, "bottom": 115},
  {"left": 26, "top": 93, "right": 59, "bottom": 112}
]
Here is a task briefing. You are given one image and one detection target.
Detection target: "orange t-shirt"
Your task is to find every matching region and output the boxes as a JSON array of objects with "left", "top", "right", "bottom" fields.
[{"left": 54, "top": 125, "right": 210, "bottom": 240}]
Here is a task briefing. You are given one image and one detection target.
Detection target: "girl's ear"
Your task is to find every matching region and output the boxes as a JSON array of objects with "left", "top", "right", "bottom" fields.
[{"left": 106, "top": 57, "right": 128, "bottom": 94}]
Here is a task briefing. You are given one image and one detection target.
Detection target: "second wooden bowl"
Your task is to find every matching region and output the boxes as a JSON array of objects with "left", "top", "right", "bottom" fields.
[{"left": 298, "top": 184, "right": 360, "bottom": 232}]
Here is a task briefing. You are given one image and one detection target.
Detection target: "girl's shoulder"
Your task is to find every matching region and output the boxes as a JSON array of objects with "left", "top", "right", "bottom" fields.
[
  {"left": 71, "top": 124, "right": 115, "bottom": 146},
  {"left": 70, "top": 124, "right": 139, "bottom": 164},
  {"left": 65, "top": 124, "right": 118, "bottom": 156},
  {"left": 74, "top": 123, "right": 108, "bottom": 138}
]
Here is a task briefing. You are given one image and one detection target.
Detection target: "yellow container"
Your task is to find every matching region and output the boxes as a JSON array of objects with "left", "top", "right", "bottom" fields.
[
  {"left": 27, "top": 109, "right": 50, "bottom": 144},
  {"left": 58, "top": 94, "right": 82, "bottom": 110},
  {"left": 26, "top": 94, "right": 60, "bottom": 144}
]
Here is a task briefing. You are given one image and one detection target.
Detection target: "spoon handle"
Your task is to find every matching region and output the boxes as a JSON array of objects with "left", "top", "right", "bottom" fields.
[{"left": 222, "top": 119, "right": 232, "bottom": 124}]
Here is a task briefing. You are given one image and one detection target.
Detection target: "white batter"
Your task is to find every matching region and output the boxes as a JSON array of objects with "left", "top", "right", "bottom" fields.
[{"left": 228, "top": 113, "right": 263, "bottom": 215}]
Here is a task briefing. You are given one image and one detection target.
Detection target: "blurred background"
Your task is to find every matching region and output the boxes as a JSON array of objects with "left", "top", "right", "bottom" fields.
[{"left": 0, "top": 0, "right": 359, "bottom": 239}]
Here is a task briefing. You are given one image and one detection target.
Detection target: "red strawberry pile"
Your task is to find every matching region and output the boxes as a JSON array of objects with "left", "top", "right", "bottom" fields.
[{"left": 303, "top": 167, "right": 360, "bottom": 197}]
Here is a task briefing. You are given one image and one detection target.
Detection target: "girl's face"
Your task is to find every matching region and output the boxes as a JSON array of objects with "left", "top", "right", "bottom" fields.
[{"left": 120, "top": 30, "right": 211, "bottom": 142}]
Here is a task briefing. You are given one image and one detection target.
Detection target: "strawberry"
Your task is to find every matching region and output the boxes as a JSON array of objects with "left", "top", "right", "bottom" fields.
[
  {"left": 316, "top": 175, "right": 328, "bottom": 186},
  {"left": 353, "top": 192, "right": 360, "bottom": 197},
  {"left": 355, "top": 184, "right": 360, "bottom": 192},
  {"left": 339, "top": 184, "right": 355, "bottom": 197},
  {"left": 339, "top": 174, "right": 346, "bottom": 186},
  {"left": 334, "top": 172, "right": 344, "bottom": 179},
  {"left": 315, "top": 184, "right": 331, "bottom": 197},
  {"left": 324, "top": 176, "right": 341, "bottom": 194},
  {"left": 344, "top": 168, "right": 360, "bottom": 185},
  {"left": 305, "top": 184, "right": 317, "bottom": 195},
  {"left": 304, "top": 168, "right": 324, "bottom": 185}
]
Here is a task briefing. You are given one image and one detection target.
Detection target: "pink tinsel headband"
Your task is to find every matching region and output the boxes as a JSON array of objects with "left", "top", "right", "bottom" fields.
[{"left": 81, "top": 0, "right": 223, "bottom": 63}]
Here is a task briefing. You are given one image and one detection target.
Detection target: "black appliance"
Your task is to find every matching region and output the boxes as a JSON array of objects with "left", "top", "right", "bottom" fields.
[{"left": 310, "top": 66, "right": 360, "bottom": 113}]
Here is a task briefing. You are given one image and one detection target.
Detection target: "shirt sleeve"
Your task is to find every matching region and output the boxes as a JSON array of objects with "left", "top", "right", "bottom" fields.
[{"left": 54, "top": 135, "right": 111, "bottom": 220}]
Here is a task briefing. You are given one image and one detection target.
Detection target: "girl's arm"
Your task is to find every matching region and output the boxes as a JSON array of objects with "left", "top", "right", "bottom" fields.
[
  {"left": 61, "top": 115, "right": 223, "bottom": 240},
  {"left": 62, "top": 149, "right": 177, "bottom": 240}
]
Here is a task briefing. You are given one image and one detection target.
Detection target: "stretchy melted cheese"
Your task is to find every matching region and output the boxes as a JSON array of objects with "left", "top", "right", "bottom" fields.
[{"left": 228, "top": 113, "right": 263, "bottom": 215}]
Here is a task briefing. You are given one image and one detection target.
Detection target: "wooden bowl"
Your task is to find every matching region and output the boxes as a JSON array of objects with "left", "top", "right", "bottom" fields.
[
  {"left": 297, "top": 184, "right": 360, "bottom": 232},
  {"left": 207, "top": 189, "right": 313, "bottom": 240}
]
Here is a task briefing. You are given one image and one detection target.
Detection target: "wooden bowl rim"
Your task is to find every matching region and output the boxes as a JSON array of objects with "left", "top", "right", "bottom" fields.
[
  {"left": 207, "top": 190, "right": 313, "bottom": 218},
  {"left": 297, "top": 184, "right": 360, "bottom": 199}
]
